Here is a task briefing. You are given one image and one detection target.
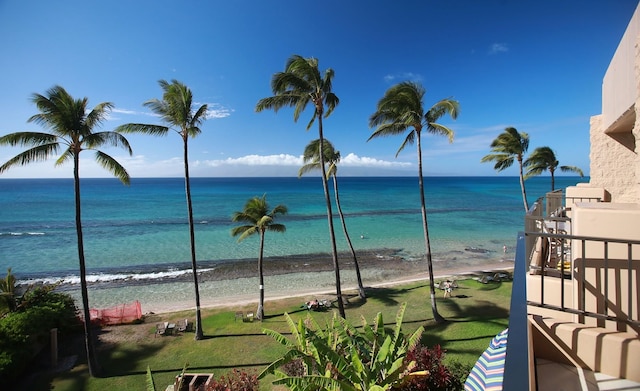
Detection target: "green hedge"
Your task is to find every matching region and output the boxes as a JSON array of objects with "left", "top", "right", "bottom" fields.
[{"left": 0, "top": 287, "right": 80, "bottom": 382}]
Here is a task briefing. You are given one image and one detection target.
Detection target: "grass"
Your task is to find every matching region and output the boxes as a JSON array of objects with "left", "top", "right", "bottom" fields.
[{"left": 28, "top": 277, "right": 512, "bottom": 390}]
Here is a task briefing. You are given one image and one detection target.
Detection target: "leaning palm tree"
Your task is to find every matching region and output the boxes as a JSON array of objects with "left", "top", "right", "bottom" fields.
[
  {"left": 368, "top": 81, "right": 459, "bottom": 324},
  {"left": 299, "top": 139, "right": 366, "bottom": 299},
  {"left": 256, "top": 55, "right": 346, "bottom": 318},
  {"left": 524, "top": 146, "right": 584, "bottom": 191},
  {"left": 116, "top": 80, "right": 208, "bottom": 340},
  {"left": 0, "top": 85, "right": 133, "bottom": 376},
  {"left": 481, "top": 127, "right": 530, "bottom": 211},
  {"left": 231, "top": 195, "right": 287, "bottom": 320}
]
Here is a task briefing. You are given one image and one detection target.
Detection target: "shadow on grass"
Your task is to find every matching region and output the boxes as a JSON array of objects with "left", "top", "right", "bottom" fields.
[
  {"left": 474, "top": 281, "right": 505, "bottom": 291},
  {"left": 364, "top": 284, "right": 427, "bottom": 307}
]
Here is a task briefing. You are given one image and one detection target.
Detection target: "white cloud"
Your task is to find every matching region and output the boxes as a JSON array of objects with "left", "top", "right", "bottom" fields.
[
  {"left": 383, "top": 72, "right": 423, "bottom": 83},
  {"left": 489, "top": 43, "right": 509, "bottom": 54},
  {"left": 203, "top": 103, "right": 233, "bottom": 119},
  {"left": 340, "top": 153, "right": 411, "bottom": 167},
  {"left": 201, "top": 154, "right": 303, "bottom": 167},
  {"left": 111, "top": 108, "right": 140, "bottom": 115},
  {"left": 111, "top": 102, "right": 233, "bottom": 121},
  {"left": 0, "top": 152, "right": 415, "bottom": 179}
]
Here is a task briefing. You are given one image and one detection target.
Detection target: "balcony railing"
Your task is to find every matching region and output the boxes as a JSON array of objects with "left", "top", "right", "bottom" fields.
[
  {"left": 525, "top": 229, "right": 640, "bottom": 332},
  {"left": 522, "top": 189, "right": 639, "bottom": 332}
]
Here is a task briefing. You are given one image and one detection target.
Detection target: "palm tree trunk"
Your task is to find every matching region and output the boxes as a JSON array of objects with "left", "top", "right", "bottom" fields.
[
  {"left": 518, "top": 157, "right": 529, "bottom": 211},
  {"left": 183, "top": 137, "right": 203, "bottom": 340},
  {"left": 74, "top": 156, "right": 101, "bottom": 376},
  {"left": 416, "top": 133, "right": 445, "bottom": 323},
  {"left": 318, "top": 116, "right": 346, "bottom": 318},
  {"left": 257, "top": 232, "right": 265, "bottom": 320},
  {"left": 550, "top": 170, "right": 555, "bottom": 192},
  {"left": 332, "top": 176, "right": 365, "bottom": 299}
]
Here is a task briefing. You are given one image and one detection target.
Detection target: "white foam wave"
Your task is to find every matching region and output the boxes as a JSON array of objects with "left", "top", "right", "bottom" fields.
[
  {"left": 19, "top": 267, "right": 216, "bottom": 286},
  {"left": 2, "top": 232, "right": 46, "bottom": 236}
]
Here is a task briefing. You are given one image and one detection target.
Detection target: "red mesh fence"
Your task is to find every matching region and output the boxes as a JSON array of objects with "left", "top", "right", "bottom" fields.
[{"left": 89, "top": 300, "right": 142, "bottom": 325}]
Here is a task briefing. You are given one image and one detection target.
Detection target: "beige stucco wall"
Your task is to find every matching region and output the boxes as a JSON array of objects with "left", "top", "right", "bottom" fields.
[
  {"left": 588, "top": 113, "right": 638, "bottom": 203},
  {"left": 587, "top": 30, "right": 640, "bottom": 204}
]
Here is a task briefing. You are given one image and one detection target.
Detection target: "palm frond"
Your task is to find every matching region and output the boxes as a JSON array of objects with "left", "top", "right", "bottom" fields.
[
  {"left": 94, "top": 151, "right": 131, "bottom": 185},
  {"left": 395, "top": 132, "right": 416, "bottom": 157},
  {"left": 0, "top": 132, "right": 59, "bottom": 147},
  {"left": 115, "top": 123, "right": 169, "bottom": 136},
  {"left": 85, "top": 102, "right": 115, "bottom": 130},
  {"left": 55, "top": 148, "right": 74, "bottom": 166},
  {"left": 0, "top": 143, "right": 60, "bottom": 173},
  {"left": 85, "top": 131, "right": 133, "bottom": 154},
  {"left": 298, "top": 162, "right": 321, "bottom": 177},
  {"left": 426, "top": 123, "right": 454, "bottom": 143},
  {"left": 560, "top": 165, "right": 584, "bottom": 176}
]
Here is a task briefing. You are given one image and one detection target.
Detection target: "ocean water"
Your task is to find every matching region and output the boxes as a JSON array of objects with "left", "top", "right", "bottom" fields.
[{"left": 0, "top": 175, "right": 585, "bottom": 288}]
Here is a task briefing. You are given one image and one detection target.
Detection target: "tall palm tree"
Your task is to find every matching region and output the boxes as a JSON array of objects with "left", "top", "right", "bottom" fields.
[
  {"left": 299, "top": 139, "right": 366, "bottom": 299},
  {"left": 115, "top": 80, "right": 208, "bottom": 340},
  {"left": 524, "top": 146, "right": 584, "bottom": 191},
  {"left": 231, "top": 195, "right": 287, "bottom": 320},
  {"left": 255, "top": 55, "right": 346, "bottom": 318},
  {"left": 0, "top": 85, "right": 133, "bottom": 376},
  {"left": 368, "top": 81, "right": 459, "bottom": 324},
  {"left": 481, "top": 127, "right": 530, "bottom": 211}
]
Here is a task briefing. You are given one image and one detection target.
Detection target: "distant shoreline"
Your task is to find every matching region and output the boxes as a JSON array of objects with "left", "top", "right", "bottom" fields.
[{"left": 56, "top": 248, "right": 514, "bottom": 314}]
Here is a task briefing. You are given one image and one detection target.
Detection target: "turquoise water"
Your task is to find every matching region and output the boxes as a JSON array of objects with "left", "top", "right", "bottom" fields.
[{"left": 0, "top": 176, "right": 586, "bottom": 286}]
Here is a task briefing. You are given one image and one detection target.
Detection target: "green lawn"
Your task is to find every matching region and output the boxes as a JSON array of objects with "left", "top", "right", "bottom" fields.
[{"left": 30, "top": 277, "right": 511, "bottom": 390}]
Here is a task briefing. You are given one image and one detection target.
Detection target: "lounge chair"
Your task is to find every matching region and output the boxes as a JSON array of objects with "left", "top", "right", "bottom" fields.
[
  {"left": 176, "top": 319, "right": 188, "bottom": 332},
  {"left": 155, "top": 322, "right": 167, "bottom": 337},
  {"left": 243, "top": 312, "right": 254, "bottom": 322}
]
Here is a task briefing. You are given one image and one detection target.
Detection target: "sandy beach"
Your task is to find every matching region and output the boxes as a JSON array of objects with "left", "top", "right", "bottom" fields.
[{"left": 73, "top": 249, "right": 515, "bottom": 315}]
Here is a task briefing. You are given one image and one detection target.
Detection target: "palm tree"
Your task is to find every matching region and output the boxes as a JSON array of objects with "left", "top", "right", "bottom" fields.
[
  {"left": 0, "top": 85, "right": 133, "bottom": 376},
  {"left": 524, "top": 146, "right": 584, "bottom": 191},
  {"left": 255, "top": 55, "right": 346, "bottom": 318},
  {"left": 0, "top": 268, "right": 18, "bottom": 315},
  {"left": 231, "top": 195, "right": 287, "bottom": 320},
  {"left": 115, "top": 80, "right": 208, "bottom": 340},
  {"left": 481, "top": 127, "right": 530, "bottom": 211},
  {"left": 368, "top": 81, "right": 459, "bottom": 324},
  {"left": 299, "top": 139, "right": 366, "bottom": 299}
]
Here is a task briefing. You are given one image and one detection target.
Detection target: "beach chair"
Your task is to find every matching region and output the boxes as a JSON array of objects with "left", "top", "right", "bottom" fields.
[
  {"left": 176, "top": 319, "right": 188, "bottom": 332},
  {"left": 243, "top": 312, "right": 254, "bottom": 322},
  {"left": 155, "top": 322, "right": 167, "bottom": 337}
]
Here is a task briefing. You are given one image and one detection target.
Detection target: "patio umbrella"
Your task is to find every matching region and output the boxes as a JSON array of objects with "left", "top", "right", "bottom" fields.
[{"left": 464, "top": 328, "right": 508, "bottom": 391}]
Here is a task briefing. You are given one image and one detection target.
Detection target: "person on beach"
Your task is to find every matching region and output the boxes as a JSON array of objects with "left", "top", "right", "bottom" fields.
[{"left": 443, "top": 280, "right": 452, "bottom": 298}]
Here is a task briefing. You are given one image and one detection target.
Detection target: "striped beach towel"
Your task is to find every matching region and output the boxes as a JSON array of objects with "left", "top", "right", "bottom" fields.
[{"left": 464, "top": 328, "right": 508, "bottom": 391}]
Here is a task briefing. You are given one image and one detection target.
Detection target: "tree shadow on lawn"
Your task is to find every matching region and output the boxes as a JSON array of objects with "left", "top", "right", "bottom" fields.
[
  {"left": 364, "top": 284, "right": 428, "bottom": 307},
  {"left": 438, "top": 296, "right": 509, "bottom": 322}
]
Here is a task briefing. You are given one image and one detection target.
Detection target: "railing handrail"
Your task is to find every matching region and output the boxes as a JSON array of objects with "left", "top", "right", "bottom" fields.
[
  {"left": 503, "top": 232, "right": 533, "bottom": 389},
  {"left": 524, "top": 230, "right": 640, "bottom": 332},
  {"left": 526, "top": 231, "right": 640, "bottom": 246}
]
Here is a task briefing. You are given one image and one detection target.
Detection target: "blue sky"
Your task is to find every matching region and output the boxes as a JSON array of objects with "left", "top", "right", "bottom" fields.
[{"left": 0, "top": 0, "right": 637, "bottom": 178}]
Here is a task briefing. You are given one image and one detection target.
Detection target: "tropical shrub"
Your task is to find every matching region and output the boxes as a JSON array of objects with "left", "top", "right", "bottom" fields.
[
  {"left": 205, "top": 369, "right": 259, "bottom": 391},
  {"left": 146, "top": 367, "right": 258, "bottom": 391},
  {"left": 260, "top": 302, "right": 424, "bottom": 390},
  {"left": 398, "top": 344, "right": 469, "bottom": 391},
  {"left": 0, "top": 285, "right": 79, "bottom": 382}
]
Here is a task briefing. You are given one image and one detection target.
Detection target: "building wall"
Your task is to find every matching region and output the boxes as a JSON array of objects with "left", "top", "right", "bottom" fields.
[
  {"left": 588, "top": 29, "right": 640, "bottom": 204},
  {"left": 589, "top": 112, "right": 639, "bottom": 203}
]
